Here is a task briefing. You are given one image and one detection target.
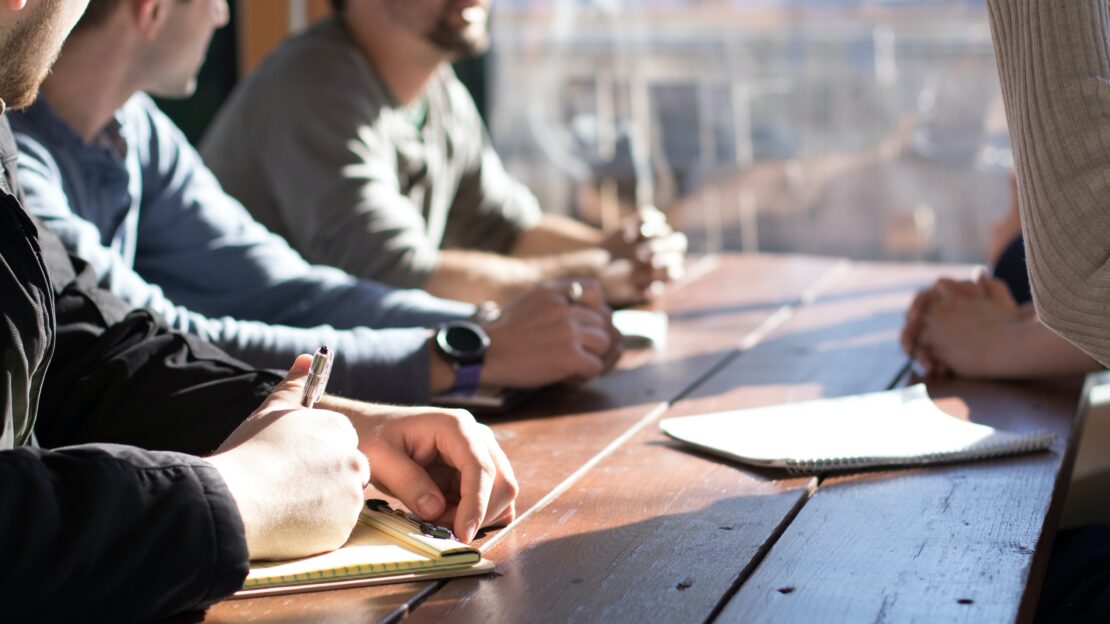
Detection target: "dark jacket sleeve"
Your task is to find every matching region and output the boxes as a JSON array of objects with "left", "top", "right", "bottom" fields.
[
  {"left": 0, "top": 118, "right": 264, "bottom": 622},
  {"left": 34, "top": 221, "right": 282, "bottom": 455},
  {"left": 0, "top": 444, "right": 249, "bottom": 623},
  {"left": 1, "top": 227, "right": 270, "bottom": 622}
]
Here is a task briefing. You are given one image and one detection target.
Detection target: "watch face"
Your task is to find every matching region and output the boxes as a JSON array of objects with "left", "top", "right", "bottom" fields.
[{"left": 438, "top": 321, "right": 489, "bottom": 364}]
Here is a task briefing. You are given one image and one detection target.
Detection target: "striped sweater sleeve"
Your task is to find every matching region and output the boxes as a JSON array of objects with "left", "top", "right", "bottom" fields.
[{"left": 987, "top": 0, "right": 1110, "bottom": 365}]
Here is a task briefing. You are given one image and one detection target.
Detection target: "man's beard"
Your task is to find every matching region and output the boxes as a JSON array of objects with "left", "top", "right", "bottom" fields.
[
  {"left": 426, "top": 14, "right": 489, "bottom": 58},
  {"left": 0, "top": 0, "right": 66, "bottom": 110}
]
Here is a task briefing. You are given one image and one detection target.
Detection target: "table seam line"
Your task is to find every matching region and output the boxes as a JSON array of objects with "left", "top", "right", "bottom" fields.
[
  {"left": 704, "top": 476, "right": 820, "bottom": 624},
  {"left": 696, "top": 260, "right": 861, "bottom": 624}
]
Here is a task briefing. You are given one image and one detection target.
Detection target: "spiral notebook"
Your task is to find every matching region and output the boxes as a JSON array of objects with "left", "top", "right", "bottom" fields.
[
  {"left": 660, "top": 384, "right": 1055, "bottom": 474},
  {"left": 235, "top": 500, "right": 494, "bottom": 598}
]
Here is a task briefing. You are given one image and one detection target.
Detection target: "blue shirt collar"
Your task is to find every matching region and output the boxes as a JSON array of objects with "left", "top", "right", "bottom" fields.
[{"left": 21, "top": 96, "right": 129, "bottom": 162}]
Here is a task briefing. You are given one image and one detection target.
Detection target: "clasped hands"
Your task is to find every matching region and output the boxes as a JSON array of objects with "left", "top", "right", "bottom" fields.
[
  {"left": 900, "top": 271, "right": 1027, "bottom": 378},
  {"left": 601, "top": 206, "right": 688, "bottom": 306}
]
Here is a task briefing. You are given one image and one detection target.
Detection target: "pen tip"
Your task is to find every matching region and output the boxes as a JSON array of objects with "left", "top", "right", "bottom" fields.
[{"left": 319, "top": 346, "right": 329, "bottom": 354}]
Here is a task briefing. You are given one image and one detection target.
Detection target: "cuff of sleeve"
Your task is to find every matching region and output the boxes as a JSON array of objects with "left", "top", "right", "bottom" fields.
[
  {"left": 329, "top": 327, "right": 435, "bottom": 404},
  {"left": 192, "top": 462, "right": 250, "bottom": 607},
  {"left": 378, "top": 287, "right": 476, "bottom": 328},
  {"left": 406, "top": 247, "right": 441, "bottom": 290}
]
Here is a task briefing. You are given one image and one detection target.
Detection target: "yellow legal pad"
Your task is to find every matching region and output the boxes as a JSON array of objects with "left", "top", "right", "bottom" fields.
[{"left": 235, "top": 502, "right": 494, "bottom": 598}]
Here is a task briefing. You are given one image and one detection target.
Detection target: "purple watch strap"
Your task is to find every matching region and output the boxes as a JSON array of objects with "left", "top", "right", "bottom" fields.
[{"left": 450, "top": 363, "right": 483, "bottom": 395}]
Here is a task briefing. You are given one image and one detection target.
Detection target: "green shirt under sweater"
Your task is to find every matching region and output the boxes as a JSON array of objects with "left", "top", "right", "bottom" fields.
[{"left": 200, "top": 16, "right": 542, "bottom": 290}]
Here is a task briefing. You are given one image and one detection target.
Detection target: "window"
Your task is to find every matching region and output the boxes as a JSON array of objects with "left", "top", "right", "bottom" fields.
[{"left": 487, "top": 0, "right": 1009, "bottom": 262}]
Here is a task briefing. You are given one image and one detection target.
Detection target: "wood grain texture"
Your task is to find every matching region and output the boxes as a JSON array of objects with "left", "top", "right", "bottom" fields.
[
  {"left": 404, "top": 262, "right": 961, "bottom": 623},
  {"left": 715, "top": 381, "right": 1082, "bottom": 624},
  {"left": 194, "top": 258, "right": 1078, "bottom": 624},
  {"left": 197, "top": 254, "right": 838, "bottom": 622}
]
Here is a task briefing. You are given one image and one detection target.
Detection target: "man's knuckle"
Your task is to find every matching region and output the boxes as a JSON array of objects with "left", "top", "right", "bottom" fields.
[
  {"left": 477, "top": 454, "right": 497, "bottom": 476},
  {"left": 347, "top": 452, "right": 366, "bottom": 475},
  {"left": 504, "top": 474, "right": 521, "bottom": 499},
  {"left": 453, "top": 407, "right": 476, "bottom": 420}
]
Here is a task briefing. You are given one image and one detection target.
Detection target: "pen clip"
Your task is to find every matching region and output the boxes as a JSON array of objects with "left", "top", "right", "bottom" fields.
[{"left": 365, "top": 499, "right": 456, "bottom": 541}]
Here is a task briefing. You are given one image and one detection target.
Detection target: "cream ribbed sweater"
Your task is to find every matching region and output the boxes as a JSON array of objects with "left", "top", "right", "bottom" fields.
[{"left": 988, "top": 0, "right": 1110, "bottom": 366}]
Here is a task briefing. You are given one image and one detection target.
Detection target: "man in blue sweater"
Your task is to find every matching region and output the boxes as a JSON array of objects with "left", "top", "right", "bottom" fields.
[{"left": 12, "top": 0, "right": 620, "bottom": 406}]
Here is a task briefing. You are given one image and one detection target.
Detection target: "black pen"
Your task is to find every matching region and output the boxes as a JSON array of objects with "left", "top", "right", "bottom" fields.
[{"left": 301, "top": 346, "right": 333, "bottom": 408}]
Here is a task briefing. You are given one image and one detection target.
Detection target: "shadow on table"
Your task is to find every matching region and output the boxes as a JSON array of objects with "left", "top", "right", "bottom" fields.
[
  {"left": 480, "top": 348, "right": 740, "bottom": 424},
  {"left": 649, "top": 437, "right": 801, "bottom": 482},
  {"left": 420, "top": 495, "right": 809, "bottom": 623},
  {"left": 181, "top": 496, "right": 806, "bottom": 623},
  {"left": 678, "top": 309, "right": 911, "bottom": 407},
  {"left": 486, "top": 304, "right": 911, "bottom": 425},
  {"left": 482, "top": 255, "right": 927, "bottom": 424}
]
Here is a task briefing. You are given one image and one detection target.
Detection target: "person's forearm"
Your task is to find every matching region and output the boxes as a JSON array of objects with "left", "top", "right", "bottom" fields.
[
  {"left": 989, "top": 316, "right": 1101, "bottom": 379},
  {"left": 424, "top": 250, "right": 541, "bottom": 304},
  {"left": 510, "top": 214, "right": 605, "bottom": 257},
  {"left": 987, "top": 0, "right": 1110, "bottom": 365},
  {"left": 424, "top": 249, "right": 607, "bottom": 305},
  {"left": 215, "top": 323, "right": 437, "bottom": 405},
  {"left": 64, "top": 249, "right": 440, "bottom": 405}
]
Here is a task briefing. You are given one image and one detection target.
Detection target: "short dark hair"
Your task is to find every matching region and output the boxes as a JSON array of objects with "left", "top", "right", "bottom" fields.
[{"left": 330, "top": 0, "right": 345, "bottom": 13}]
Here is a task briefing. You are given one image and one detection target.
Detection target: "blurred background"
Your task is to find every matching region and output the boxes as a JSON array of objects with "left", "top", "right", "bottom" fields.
[{"left": 178, "top": 0, "right": 1010, "bottom": 264}]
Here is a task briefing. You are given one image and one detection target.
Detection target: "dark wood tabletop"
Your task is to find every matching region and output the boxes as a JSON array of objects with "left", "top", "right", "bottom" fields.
[{"left": 198, "top": 254, "right": 1084, "bottom": 624}]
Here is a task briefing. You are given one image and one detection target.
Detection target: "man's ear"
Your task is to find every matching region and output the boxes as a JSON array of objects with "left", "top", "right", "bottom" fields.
[
  {"left": 6, "top": 0, "right": 27, "bottom": 11},
  {"left": 132, "top": 0, "right": 169, "bottom": 39}
]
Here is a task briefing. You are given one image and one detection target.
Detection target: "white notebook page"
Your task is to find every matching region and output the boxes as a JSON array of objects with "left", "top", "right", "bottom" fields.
[{"left": 660, "top": 385, "right": 1055, "bottom": 472}]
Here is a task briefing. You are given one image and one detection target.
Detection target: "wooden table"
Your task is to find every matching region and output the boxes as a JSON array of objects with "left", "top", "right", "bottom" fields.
[{"left": 199, "top": 254, "right": 1083, "bottom": 624}]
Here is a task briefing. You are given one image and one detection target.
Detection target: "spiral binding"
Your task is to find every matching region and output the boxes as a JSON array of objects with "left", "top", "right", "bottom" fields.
[{"left": 783, "top": 430, "right": 1057, "bottom": 476}]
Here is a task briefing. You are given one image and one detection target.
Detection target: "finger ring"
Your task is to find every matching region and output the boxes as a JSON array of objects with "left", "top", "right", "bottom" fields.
[{"left": 566, "top": 281, "right": 584, "bottom": 305}]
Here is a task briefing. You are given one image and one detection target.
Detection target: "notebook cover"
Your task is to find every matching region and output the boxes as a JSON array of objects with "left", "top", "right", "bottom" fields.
[
  {"left": 233, "top": 559, "right": 495, "bottom": 598},
  {"left": 237, "top": 506, "right": 492, "bottom": 595}
]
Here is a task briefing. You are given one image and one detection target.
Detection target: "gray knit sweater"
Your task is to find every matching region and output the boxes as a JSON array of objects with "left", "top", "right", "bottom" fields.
[{"left": 988, "top": 0, "right": 1110, "bottom": 366}]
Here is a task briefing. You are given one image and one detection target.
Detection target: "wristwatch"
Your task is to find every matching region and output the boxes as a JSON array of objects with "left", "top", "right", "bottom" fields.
[{"left": 434, "top": 320, "right": 490, "bottom": 394}]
